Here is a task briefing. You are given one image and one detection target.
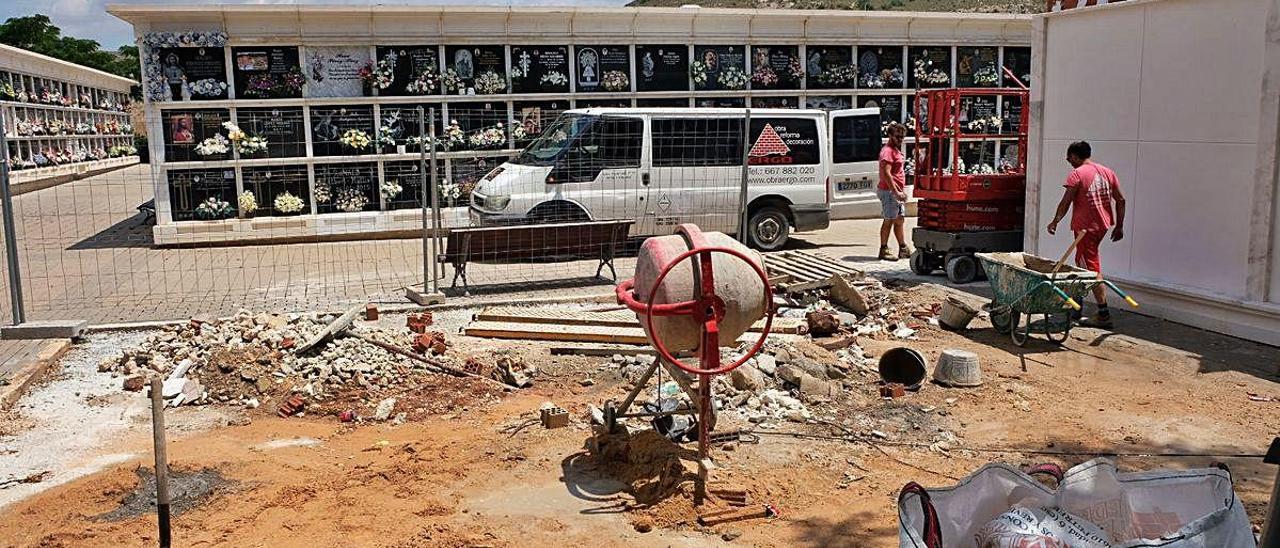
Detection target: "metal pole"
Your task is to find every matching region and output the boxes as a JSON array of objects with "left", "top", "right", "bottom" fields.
[
  {"left": 736, "top": 109, "right": 752, "bottom": 244},
  {"left": 1261, "top": 437, "right": 1280, "bottom": 547},
  {"left": 429, "top": 109, "right": 442, "bottom": 290},
  {"left": 0, "top": 112, "right": 25, "bottom": 325},
  {"left": 418, "top": 107, "right": 429, "bottom": 293},
  {"left": 149, "top": 378, "right": 171, "bottom": 548}
]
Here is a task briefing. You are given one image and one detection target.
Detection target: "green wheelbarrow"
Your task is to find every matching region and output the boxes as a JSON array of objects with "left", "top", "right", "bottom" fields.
[{"left": 975, "top": 252, "right": 1138, "bottom": 346}]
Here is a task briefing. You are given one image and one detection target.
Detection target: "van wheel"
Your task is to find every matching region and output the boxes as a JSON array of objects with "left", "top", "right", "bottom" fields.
[{"left": 747, "top": 206, "right": 790, "bottom": 251}]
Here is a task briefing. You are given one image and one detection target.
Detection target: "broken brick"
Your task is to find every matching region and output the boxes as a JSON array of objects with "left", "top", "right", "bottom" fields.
[
  {"left": 879, "top": 383, "right": 906, "bottom": 398},
  {"left": 365, "top": 304, "right": 379, "bottom": 321},
  {"left": 406, "top": 312, "right": 434, "bottom": 333}
]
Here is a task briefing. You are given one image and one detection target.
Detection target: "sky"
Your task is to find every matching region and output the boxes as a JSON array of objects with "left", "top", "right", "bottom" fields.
[{"left": 0, "top": 0, "right": 629, "bottom": 50}]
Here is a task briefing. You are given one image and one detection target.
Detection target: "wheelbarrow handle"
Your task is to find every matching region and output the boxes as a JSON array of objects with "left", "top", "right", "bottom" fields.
[
  {"left": 1101, "top": 280, "right": 1139, "bottom": 308},
  {"left": 1047, "top": 284, "right": 1082, "bottom": 311}
]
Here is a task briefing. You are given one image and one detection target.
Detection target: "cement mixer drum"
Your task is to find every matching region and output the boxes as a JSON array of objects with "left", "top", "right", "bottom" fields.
[{"left": 631, "top": 229, "right": 768, "bottom": 352}]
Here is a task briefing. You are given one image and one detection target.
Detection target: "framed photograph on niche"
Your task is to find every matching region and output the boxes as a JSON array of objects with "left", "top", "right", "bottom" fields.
[
  {"left": 510, "top": 46, "right": 570, "bottom": 94},
  {"left": 309, "top": 106, "right": 375, "bottom": 157},
  {"left": 749, "top": 46, "right": 802, "bottom": 90},
  {"left": 956, "top": 47, "right": 1000, "bottom": 88},
  {"left": 575, "top": 45, "right": 631, "bottom": 93},
  {"left": 304, "top": 46, "right": 372, "bottom": 98},
  {"left": 241, "top": 165, "right": 310, "bottom": 217},
  {"left": 154, "top": 47, "right": 228, "bottom": 101},
  {"left": 163, "top": 109, "right": 230, "bottom": 162},
  {"left": 856, "top": 45, "right": 904, "bottom": 89},
  {"left": 806, "top": 46, "right": 855, "bottom": 90},
  {"left": 444, "top": 46, "right": 507, "bottom": 96},
  {"left": 232, "top": 47, "right": 303, "bottom": 99},
  {"left": 512, "top": 100, "right": 569, "bottom": 147},
  {"left": 692, "top": 45, "right": 747, "bottom": 92},
  {"left": 635, "top": 45, "right": 689, "bottom": 92},
  {"left": 376, "top": 46, "right": 442, "bottom": 97},
  {"left": 235, "top": 107, "right": 306, "bottom": 159},
  {"left": 167, "top": 168, "right": 237, "bottom": 222}
]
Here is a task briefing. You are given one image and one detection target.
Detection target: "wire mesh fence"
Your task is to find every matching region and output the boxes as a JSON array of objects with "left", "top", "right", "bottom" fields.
[{"left": 0, "top": 104, "right": 760, "bottom": 324}]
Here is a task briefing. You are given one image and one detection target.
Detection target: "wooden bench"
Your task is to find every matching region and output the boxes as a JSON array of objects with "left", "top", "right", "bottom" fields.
[
  {"left": 137, "top": 199, "right": 156, "bottom": 223},
  {"left": 438, "top": 219, "right": 634, "bottom": 293}
]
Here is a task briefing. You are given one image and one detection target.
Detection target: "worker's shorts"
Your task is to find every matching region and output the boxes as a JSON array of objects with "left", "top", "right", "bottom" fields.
[
  {"left": 877, "top": 188, "right": 905, "bottom": 220},
  {"left": 1074, "top": 229, "right": 1108, "bottom": 273}
]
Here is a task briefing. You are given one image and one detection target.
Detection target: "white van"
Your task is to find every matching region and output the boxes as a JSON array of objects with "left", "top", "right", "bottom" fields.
[{"left": 469, "top": 107, "right": 882, "bottom": 250}]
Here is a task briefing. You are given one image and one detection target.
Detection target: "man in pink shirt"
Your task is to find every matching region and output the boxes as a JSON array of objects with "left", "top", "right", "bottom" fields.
[
  {"left": 1047, "top": 141, "right": 1127, "bottom": 328},
  {"left": 877, "top": 123, "right": 911, "bottom": 261}
]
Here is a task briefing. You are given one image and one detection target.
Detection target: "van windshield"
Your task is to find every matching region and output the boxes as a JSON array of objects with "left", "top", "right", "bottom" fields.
[{"left": 513, "top": 114, "right": 597, "bottom": 167}]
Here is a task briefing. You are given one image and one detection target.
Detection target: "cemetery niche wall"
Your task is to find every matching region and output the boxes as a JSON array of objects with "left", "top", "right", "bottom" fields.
[{"left": 110, "top": 5, "right": 1032, "bottom": 244}]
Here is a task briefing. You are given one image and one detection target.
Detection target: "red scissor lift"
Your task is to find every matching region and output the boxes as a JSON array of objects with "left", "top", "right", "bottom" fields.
[{"left": 909, "top": 86, "right": 1030, "bottom": 283}]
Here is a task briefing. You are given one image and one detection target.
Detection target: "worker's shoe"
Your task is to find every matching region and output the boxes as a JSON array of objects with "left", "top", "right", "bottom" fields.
[
  {"left": 1078, "top": 307, "right": 1113, "bottom": 329},
  {"left": 898, "top": 245, "right": 913, "bottom": 259},
  {"left": 879, "top": 246, "right": 897, "bottom": 261}
]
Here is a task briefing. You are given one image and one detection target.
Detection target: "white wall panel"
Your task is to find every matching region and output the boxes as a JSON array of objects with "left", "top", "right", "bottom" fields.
[
  {"left": 1039, "top": 139, "right": 1138, "bottom": 280},
  {"left": 1041, "top": 7, "right": 1143, "bottom": 142}
]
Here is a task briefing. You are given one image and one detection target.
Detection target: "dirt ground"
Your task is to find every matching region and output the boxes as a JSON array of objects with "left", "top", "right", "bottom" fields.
[{"left": 1, "top": 286, "right": 1278, "bottom": 547}]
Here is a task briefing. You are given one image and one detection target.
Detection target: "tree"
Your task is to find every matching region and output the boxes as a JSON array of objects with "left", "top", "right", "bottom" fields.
[{"left": 0, "top": 15, "right": 139, "bottom": 81}]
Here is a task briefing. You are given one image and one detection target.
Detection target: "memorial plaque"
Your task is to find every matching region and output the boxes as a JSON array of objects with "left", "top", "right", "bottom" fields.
[
  {"left": 575, "top": 45, "right": 631, "bottom": 93},
  {"left": 164, "top": 109, "right": 230, "bottom": 162},
  {"left": 232, "top": 47, "right": 303, "bottom": 99},
  {"left": 695, "top": 97, "right": 745, "bottom": 108},
  {"left": 752, "top": 96, "right": 800, "bottom": 109},
  {"left": 314, "top": 162, "right": 378, "bottom": 214},
  {"left": 1004, "top": 47, "right": 1031, "bottom": 87},
  {"left": 960, "top": 141, "right": 998, "bottom": 172},
  {"left": 310, "top": 105, "right": 376, "bottom": 157},
  {"left": 909, "top": 46, "right": 952, "bottom": 89},
  {"left": 512, "top": 101, "right": 568, "bottom": 146},
  {"left": 377, "top": 46, "right": 442, "bottom": 97},
  {"left": 957, "top": 47, "right": 999, "bottom": 88},
  {"left": 635, "top": 98, "right": 690, "bottom": 107},
  {"left": 692, "top": 45, "right": 747, "bottom": 91},
  {"left": 511, "top": 46, "right": 570, "bottom": 94},
  {"left": 860, "top": 95, "right": 904, "bottom": 124},
  {"left": 447, "top": 102, "right": 507, "bottom": 151},
  {"left": 236, "top": 107, "right": 306, "bottom": 159},
  {"left": 155, "top": 47, "right": 228, "bottom": 101},
  {"left": 961, "top": 95, "right": 999, "bottom": 127},
  {"left": 376, "top": 103, "right": 442, "bottom": 153},
  {"left": 449, "top": 157, "right": 502, "bottom": 208},
  {"left": 167, "top": 168, "right": 237, "bottom": 221},
  {"left": 577, "top": 98, "right": 631, "bottom": 108},
  {"left": 635, "top": 45, "right": 688, "bottom": 92},
  {"left": 806, "top": 46, "right": 855, "bottom": 90},
  {"left": 856, "top": 45, "right": 905, "bottom": 89},
  {"left": 1002, "top": 95, "right": 1024, "bottom": 133},
  {"left": 445, "top": 46, "right": 507, "bottom": 95},
  {"left": 304, "top": 46, "right": 372, "bottom": 98},
  {"left": 382, "top": 159, "right": 444, "bottom": 211},
  {"left": 241, "top": 165, "right": 310, "bottom": 216},
  {"left": 805, "top": 95, "right": 852, "bottom": 111},
  {"left": 750, "top": 46, "right": 801, "bottom": 90}
]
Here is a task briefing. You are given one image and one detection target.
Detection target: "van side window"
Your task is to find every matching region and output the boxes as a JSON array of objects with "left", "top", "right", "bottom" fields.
[
  {"left": 833, "top": 114, "right": 882, "bottom": 164},
  {"left": 557, "top": 116, "right": 642, "bottom": 183},
  {"left": 652, "top": 118, "right": 745, "bottom": 167}
]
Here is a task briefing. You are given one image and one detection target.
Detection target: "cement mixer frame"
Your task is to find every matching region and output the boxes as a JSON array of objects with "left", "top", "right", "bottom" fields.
[{"left": 613, "top": 223, "right": 774, "bottom": 505}]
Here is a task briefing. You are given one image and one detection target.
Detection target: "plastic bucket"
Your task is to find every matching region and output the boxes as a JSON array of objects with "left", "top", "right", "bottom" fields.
[
  {"left": 939, "top": 296, "right": 978, "bottom": 330},
  {"left": 933, "top": 348, "right": 983, "bottom": 387},
  {"left": 879, "top": 347, "right": 927, "bottom": 389}
]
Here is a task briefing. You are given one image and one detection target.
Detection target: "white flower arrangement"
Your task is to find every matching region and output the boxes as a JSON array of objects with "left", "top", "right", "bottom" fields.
[
  {"left": 339, "top": 129, "right": 372, "bottom": 151},
  {"left": 380, "top": 180, "right": 403, "bottom": 201},
  {"left": 108, "top": 144, "right": 137, "bottom": 157},
  {"left": 948, "top": 157, "right": 966, "bottom": 176},
  {"left": 194, "top": 197, "right": 233, "bottom": 220},
  {"left": 601, "top": 70, "right": 630, "bottom": 92},
  {"left": 966, "top": 162, "right": 996, "bottom": 175},
  {"left": 360, "top": 52, "right": 397, "bottom": 90},
  {"left": 816, "top": 65, "right": 858, "bottom": 87},
  {"left": 965, "top": 116, "right": 1003, "bottom": 133},
  {"left": 511, "top": 122, "right": 527, "bottom": 142},
  {"left": 143, "top": 31, "right": 228, "bottom": 49},
  {"left": 313, "top": 181, "right": 332, "bottom": 204},
  {"left": 690, "top": 61, "right": 710, "bottom": 88},
  {"left": 440, "top": 181, "right": 462, "bottom": 202},
  {"left": 972, "top": 65, "right": 1000, "bottom": 86},
  {"left": 540, "top": 71, "right": 569, "bottom": 87},
  {"left": 377, "top": 125, "right": 397, "bottom": 148},
  {"left": 717, "top": 66, "right": 748, "bottom": 90},
  {"left": 751, "top": 65, "right": 778, "bottom": 88},
  {"left": 442, "top": 119, "right": 465, "bottom": 149},
  {"left": 74, "top": 122, "right": 94, "bottom": 135},
  {"left": 905, "top": 158, "right": 916, "bottom": 177},
  {"left": 441, "top": 69, "right": 465, "bottom": 94},
  {"left": 468, "top": 123, "right": 508, "bottom": 149},
  {"left": 194, "top": 134, "right": 230, "bottom": 156},
  {"left": 238, "top": 191, "right": 258, "bottom": 214},
  {"left": 222, "top": 122, "right": 268, "bottom": 155},
  {"left": 474, "top": 71, "right": 506, "bottom": 95},
  {"left": 405, "top": 68, "right": 438, "bottom": 95},
  {"left": 185, "top": 78, "right": 228, "bottom": 98},
  {"left": 334, "top": 188, "right": 369, "bottom": 212},
  {"left": 274, "top": 192, "right": 305, "bottom": 214},
  {"left": 913, "top": 56, "right": 951, "bottom": 87}
]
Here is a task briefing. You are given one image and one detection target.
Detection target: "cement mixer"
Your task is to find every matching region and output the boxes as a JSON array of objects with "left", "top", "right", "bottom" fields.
[{"left": 613, "top": 224, "right": 774, "bottom": 505}]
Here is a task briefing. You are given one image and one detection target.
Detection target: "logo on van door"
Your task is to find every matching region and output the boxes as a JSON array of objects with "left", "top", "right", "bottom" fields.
[{"left": 748, "top": 124, "right": 792, "bottom": 158}]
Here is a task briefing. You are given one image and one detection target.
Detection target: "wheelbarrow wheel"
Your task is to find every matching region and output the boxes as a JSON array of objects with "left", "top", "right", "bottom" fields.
[
  {"left": 991, "top": 308, "right": 1017, "bottom": 334},
  {"left": 1046, "top": 313, "right": 1072, "bottom": 345},
  {"left": 1010, "top": 312, "right": 1031, "bottom": 346},
  {"left": 945, "top": 254, "right": 979, "bottom": 284}
]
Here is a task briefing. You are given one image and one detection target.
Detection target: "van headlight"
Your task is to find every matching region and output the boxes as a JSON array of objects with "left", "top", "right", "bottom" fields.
[{"left": 485, "top": 194, "right": 511, "bottom": 211}]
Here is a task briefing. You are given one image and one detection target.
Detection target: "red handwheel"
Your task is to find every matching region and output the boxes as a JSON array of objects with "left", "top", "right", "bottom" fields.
[{"left": 617, "top": 242, "right": 774, "bottom": 376}]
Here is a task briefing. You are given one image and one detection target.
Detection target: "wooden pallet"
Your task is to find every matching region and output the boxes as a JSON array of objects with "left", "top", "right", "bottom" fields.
[
  {"left": 473, "top": 306, "right": 807, "bottom": 334},
  {"left": 762, "top": 250, "right": 866, "bottom": 294}
]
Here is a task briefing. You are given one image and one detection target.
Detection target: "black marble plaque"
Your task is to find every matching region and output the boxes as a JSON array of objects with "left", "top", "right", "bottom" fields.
[
  {"left": 241, "top": 165, "right": 310, "bottom": 216},
  {"left": 377, "top": 46, "right": 442, "bottom": 97},
  {"left": 1004, "top": 47, "right": 1031, "bottom": 87},
  {"left": 232, "top": 47, "right": 303, "bottom": 99},
  {"left": 751, "top": 96, "right": 800, "bottom": 109},
  {"left": 164, "top": 109, "right": 230, "bottom": 162},
  {"left": 860, "top": 95, "right": 904, "bottom": 124},
  {"left": 237, "top": 107, "right": 306, "bottom": 159},
  {"left": 310, "top": 105, "right": 376, "bottom": 157},
  {"left": 695, "top": 97, "right": 745, "bottom": 108},
  {"left": 314, "top": 162, "right": 378, "bottom": 214},
  {"left": 856, "top": 45, "right": 905, "bottom": 89},
  {"left": 806, "top": 46, "right": 855, "bottom": 90},
  {"left": 445, "top": 46, "right": 507, "bottom": 95},
  {"left": 575, "top": 45, "right": 631, "bottom": 93},
  {"left": 635, "top": 98, "right": 690, "bottom": 107},
  {"left": 692, "top": 45, "right": 747, "bottom": 91},
  {"left": 156, "top": 47, "right": 228, "bottom": 101},
  {"left": 909, "top": 46, "right": 952, "bottom": 89},
  {"left": 805, "top": 95, "right": 852, "bottom": 111},
  {"left": 377, "top": 103, "right": 442, "bottom": 153},
  {"left": 750, "top": 46, "right": 802, "bottom": 91},
  {"left": 167, "top": 168, "right": 237, "bottom": 221},
  {"left": 510, "top": 46, "right": 570, "bottom": 94},
  {"left": 636, "top": 45, "right": 688, "bottom": 92},
  {"left": 957, "top": 47, "right": 1000, "bottom": 88}
]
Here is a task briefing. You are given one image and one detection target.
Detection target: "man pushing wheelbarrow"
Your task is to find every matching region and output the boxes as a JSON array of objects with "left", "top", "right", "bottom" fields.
[{"left": 1046, "top": 141, "right": 1126, "bottom": 329}]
